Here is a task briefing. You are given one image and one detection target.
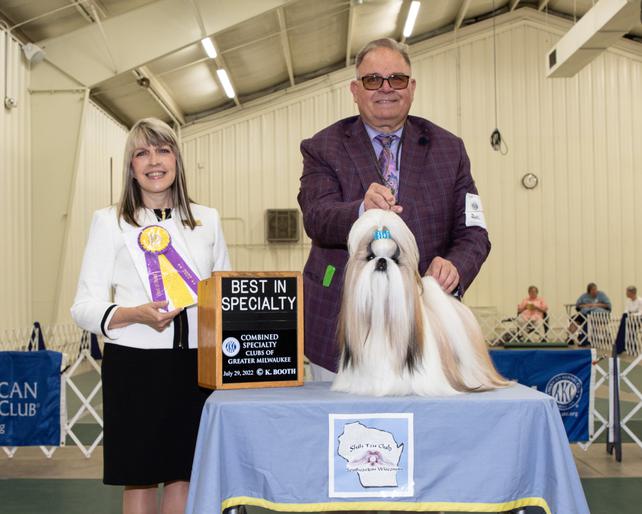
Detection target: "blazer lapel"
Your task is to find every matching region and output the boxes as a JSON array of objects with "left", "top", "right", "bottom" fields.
[
  {"left": 343, "top": 117, "right": 381, "bottom": 194},
  {"left": 398, "top": 117, "right": 430, "bottom": 204},
  {"left": 118, "top": 209, "right": 159, "bottom": 303},
  {"left": 118, "top": 208, "right": 157, "bottom": 234}
]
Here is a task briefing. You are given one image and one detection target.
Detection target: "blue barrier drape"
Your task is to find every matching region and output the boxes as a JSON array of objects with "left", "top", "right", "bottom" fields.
[
  {"left": 0, "top": 350, "right": 62, "bottom": 446},
  {"left": 491, "top": 349, "right": 592, "bottom": 442}
]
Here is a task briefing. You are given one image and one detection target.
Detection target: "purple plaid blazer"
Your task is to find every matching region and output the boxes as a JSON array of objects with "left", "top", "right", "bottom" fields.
[{"left": 297, "top": 115, "right": 491, "bottom": 371}]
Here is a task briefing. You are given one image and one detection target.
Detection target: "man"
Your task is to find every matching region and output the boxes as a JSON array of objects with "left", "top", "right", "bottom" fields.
[
  {"left": 575, "top": 283, "right": 611, "bottom": 316},
  {"left": 570, "top": 282, "right": 611, "bottom": 347},
  {"left": 297, "top": 38, "right": 491, "bottom": 378}
]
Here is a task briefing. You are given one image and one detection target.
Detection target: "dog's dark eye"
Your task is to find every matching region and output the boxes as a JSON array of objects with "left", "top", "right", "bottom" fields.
[
  {"left": 392, "top": 247, "right": 400, "bottom": 264},
  {"left": 366, "top": 253, "right": 375, "bottom": 261}
]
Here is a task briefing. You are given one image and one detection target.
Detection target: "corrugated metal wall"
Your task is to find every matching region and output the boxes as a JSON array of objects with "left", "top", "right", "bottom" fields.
[
  {"left": 182, "top": 13, "right": 642, "bottom": 316},
  {"left": 183, "top": 84, "right": 357, "bottom": 274},
  {"left": 0, "top": 31, "right": 31, "bottom": 330},
  {"left": 53, "top": 102, "right": 127, "bottom": 324}
]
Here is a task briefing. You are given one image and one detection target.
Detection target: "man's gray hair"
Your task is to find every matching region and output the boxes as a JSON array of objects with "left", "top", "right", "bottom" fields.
[
  {"left": 627, "top": 285, "right": 637, "bottom": 294},
  {"left": 354, "top": 38, "right": 411, "bottom": 72}
]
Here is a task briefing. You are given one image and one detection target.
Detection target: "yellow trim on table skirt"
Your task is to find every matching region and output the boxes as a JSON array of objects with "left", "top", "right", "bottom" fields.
[{"left": 221, "top": 496, "right": 551, "bottom": 514}]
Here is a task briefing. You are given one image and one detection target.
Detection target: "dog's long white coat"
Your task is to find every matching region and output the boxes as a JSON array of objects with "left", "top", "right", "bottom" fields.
[{"left": 333, "top": 209, "right": 508, "bottom": 396}]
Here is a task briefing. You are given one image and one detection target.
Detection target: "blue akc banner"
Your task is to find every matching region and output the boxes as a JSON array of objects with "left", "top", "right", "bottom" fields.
[
  {"left": 490, "top": 349, "right": 592, "bottom": 442},
  {"left": 0, "top": 350, "right": 62, "bottom": 446}
]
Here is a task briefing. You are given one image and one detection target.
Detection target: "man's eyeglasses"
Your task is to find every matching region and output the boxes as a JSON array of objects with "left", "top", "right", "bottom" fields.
[{"left": 358, "top": 73, "right": 410, "bottom": 91}]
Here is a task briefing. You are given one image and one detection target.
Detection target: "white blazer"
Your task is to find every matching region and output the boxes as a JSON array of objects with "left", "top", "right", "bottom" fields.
[{"left": 71, "top": 204, "right": 231, "bottom": 349}]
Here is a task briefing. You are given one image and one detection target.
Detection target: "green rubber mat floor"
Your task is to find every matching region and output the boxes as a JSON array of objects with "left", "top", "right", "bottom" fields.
[{"left": 0, "top": 479, "right": 641, "bottom": 513}]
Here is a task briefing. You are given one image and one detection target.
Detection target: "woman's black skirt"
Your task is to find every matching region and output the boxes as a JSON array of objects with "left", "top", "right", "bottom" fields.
[{"left": 101, "top": 343, "right": 211, "bottom": 485}]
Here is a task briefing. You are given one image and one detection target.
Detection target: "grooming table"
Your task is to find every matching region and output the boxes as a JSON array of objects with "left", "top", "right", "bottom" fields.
[{"left": 186, "top": 382, "right": 588, "bottom": 514}]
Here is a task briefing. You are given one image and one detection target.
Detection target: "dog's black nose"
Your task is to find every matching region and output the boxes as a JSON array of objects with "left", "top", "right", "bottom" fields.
[{"left": 375, "top": 258, "right": 387, "bottom": 272}]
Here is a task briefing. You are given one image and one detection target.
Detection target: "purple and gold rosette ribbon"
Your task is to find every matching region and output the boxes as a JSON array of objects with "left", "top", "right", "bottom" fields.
[{"left": 137, "top": 225, "right": 199, "bottom": 309}]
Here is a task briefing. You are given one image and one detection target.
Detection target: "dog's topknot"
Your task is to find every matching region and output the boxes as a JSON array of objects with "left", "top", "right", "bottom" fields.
[{"left": 348, "top": 209, "right": 419, "bottom": 267}]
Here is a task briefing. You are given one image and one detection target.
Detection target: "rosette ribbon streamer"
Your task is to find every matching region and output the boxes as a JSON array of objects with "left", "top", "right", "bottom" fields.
[{"left": 137, "top": 225, "right": 200, "bottom": 308}]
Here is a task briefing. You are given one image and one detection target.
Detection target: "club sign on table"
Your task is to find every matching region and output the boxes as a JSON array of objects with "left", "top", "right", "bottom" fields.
[{"left": 198, "top": 272, "right": 304, "bottom": 390}]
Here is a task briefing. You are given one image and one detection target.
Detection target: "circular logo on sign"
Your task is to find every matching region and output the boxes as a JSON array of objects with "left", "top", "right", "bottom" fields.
[
  {"left": 222, "top": 337, "right": 241, "bottom": 357},
  {"left": 256, "top": 368, "right": 264, "bottom": 376},
  {"left": 545, "top": 373, "right": 583, "bottom": 411}
]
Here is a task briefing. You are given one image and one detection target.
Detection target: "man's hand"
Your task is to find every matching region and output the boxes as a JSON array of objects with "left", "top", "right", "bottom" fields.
[
  {"left": 426, "top": 256, "right": 459, "bottom": 293},
  {"left": 364, "top": 183, "right": 403, "bottom": 213}
]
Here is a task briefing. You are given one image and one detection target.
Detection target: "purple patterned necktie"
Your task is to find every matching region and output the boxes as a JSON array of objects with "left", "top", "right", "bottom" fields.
[{"left": 375, "top": 134, "right": 399, "bottom": 197}]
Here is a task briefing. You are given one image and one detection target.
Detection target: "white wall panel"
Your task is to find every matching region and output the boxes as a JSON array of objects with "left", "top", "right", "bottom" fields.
[
  {"left": 180, "top": 10, "right": 642, "bottom": 318},
  {"left": 0, "top": 31, "right": 31, "bottom": 330},
  {"left": 53, "top": 102, "right": 127, "bottom": 324}
]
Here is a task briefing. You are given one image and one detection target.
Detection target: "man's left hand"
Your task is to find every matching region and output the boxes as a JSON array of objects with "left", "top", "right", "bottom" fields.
[{"left": 426, "top": 256, "right": 459, "bottom": 293}]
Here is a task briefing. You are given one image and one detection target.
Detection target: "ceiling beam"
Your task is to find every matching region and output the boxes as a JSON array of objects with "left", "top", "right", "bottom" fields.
[
  {"left": 276, "top": 8, "right": 295, "bottom": 87},
  {"left": 184, "top": 0, "right": 207, "bottom": 37},
  {"left": 133, "top": 66, "right": 186, "bottom": 126},
  {"left": 345, "top": 1, "right": 356, "bottom": 67},
  {"left": 0, "top": 10, "right": 29, "bottom": 43},
  {"left": 89, "top": 4, "right": 118, "bottom": 75},
  {"left": 509, "top": 0, "right": 522, "bottom": 11},
  {"left": 37, "top": 0, "right": 290, "bottom": 87},
  {"left": 455, "top": 0, "right": 473, "bottom": 31},
  {"left": 72, "top": 1, "right": 98, "bottom": 24},
  {"left": 538, "top": 0, "right": 552, "bottom": 11}
]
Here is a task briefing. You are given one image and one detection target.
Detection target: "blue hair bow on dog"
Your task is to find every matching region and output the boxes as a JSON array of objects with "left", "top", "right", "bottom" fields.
[{"left": 373, "top": 229, "right": 391, "bottom": 240}]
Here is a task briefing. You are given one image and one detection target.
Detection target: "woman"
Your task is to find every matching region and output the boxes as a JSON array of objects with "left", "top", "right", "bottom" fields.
[
  {"left": 72, "top": 118, "right": 230, "bottom": 514},
  {"left": 516, "top": 285, "right": 548, "bottom": 341},
  {"left": 517, "top": 285, "right": 548, "bottom": 323}
]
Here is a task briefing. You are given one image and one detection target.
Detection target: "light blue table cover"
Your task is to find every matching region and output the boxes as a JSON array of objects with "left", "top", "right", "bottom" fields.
[{"left": 186, "top": 382, "right": 588, "bottom": 514}]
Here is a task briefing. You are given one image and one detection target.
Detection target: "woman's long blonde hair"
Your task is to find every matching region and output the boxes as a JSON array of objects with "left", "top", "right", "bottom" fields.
[{"left": 117, "top": 117, "right": 197, "bottom": 229}]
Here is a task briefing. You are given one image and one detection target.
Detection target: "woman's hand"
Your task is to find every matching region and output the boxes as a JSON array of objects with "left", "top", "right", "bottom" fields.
[{"left": 108, "top": 301, "right": 182, "bottom": 332}]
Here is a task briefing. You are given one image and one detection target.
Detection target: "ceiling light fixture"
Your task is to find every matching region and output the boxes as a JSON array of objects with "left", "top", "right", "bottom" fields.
[
  {"left": 403, "top": 1, "right": 421, "bottom": 38},
  {"left": 201, "top": 37, "right": 217, "bottom": 59},
  {"left": 216, "top": 69, "right": 236, "bottom": 99}
]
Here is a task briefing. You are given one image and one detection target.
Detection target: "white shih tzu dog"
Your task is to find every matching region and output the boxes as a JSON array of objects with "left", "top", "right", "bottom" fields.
[{"left": 332, "top": 209, "right": 509, "bottom": 396}]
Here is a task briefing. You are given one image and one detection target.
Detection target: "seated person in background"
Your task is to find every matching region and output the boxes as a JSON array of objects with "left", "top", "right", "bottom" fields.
[
  {"left": 615, "top": 286, "right": 642, "bottom": 354},
  {"left": 576, "top": 282, "right": 611, "bottom": 315},
  {"left": 515, "top": 286, "right": 548, "bottom": 340},
  {"left": 517, "top": 285, "right": 548, "bottom": 324},
  {"left": 625, "top": 286, "right": 642, "bottom": 315},
  {"left": 569, "top": 282, "right": 611, "bottom": 346},
  {"left": 495, "top": 286, "right": 548, "bottom": 344}
]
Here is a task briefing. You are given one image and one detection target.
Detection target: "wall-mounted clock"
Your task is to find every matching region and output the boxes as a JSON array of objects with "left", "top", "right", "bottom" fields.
[{"left": 521, "top": 173, "right": 539, "bottom": 190}]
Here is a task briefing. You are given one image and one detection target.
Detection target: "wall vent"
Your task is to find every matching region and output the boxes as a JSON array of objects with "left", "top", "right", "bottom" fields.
[{"left": 266, "top": 209, "right": 300, "bottom": 243}]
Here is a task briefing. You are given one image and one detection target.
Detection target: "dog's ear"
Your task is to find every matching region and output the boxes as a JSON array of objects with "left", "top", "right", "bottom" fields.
[
  {"left": 336, "top": 243, "right": 371, "bottom": 370},
  {"left": 335, "top": 308, "right": 353, "bottom": 371},
  {"left": 404, "top": 278, "right": 425, "bottom": 372}
]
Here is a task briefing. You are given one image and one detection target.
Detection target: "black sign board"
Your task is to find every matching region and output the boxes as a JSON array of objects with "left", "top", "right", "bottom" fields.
[{"left": 198, "top": 272, "right": 304, "bottom": 389}]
